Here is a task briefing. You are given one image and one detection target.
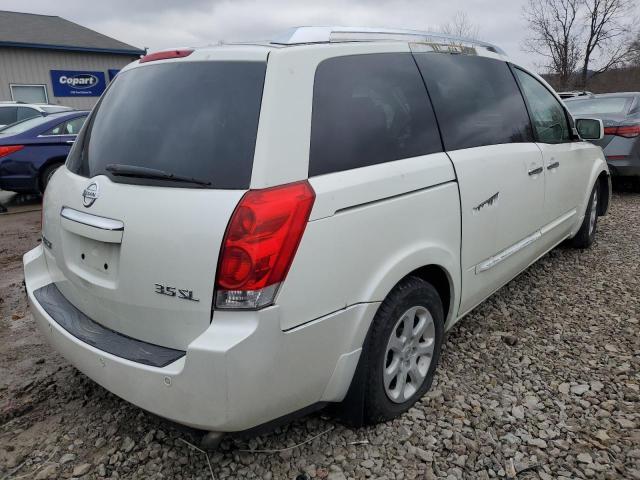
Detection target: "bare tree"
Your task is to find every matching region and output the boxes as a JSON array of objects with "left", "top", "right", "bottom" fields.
[
  {"left": 579, "top": 0, "right": 636, "bottom": 86},
  {"left": 629, "top": 32, "right": 640, "bottom": 65},
  {"left": 523, "top": 0, "right": 581, "bottom": 88},
  {"left": 523, "top": 0, "right": 637, "bottom": 89},
  {"left": 440, "top": 11, "right": 480, "bottom": 40}
]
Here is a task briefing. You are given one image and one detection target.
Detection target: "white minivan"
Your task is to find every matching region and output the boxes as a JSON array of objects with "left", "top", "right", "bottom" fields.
[{"left": 24, "top": 27, "right": 610, "bottom": 446}]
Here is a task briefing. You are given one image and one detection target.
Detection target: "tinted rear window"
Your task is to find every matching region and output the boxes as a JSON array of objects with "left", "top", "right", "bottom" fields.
[
  {"left": 565, "top": 97, "right": 633, "bottom": 116},
  {"left": 414, "top": 54, "right": 533, "bottom": 151},
  {"left": 67, "top": 61, "right": 266, "bottom": 189},
  {"left": 0, "top": 113, "right": 66, "bottom": 135},
  {"left": 310, "top": 53, "right": 442, "bottom": 177}
]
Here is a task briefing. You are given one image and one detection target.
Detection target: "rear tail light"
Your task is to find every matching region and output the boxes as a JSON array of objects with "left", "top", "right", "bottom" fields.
[
  {"left": 604, "top": 124, "right": 640, "bottom": 138},
  {"left": 215, "top": 181, "right": 315, "bottom": 309},
  {"left": 139, "top": 49, "right": 194, "bottom": 63},
  {"left": 0, "top": 145, "right": 24, "bottom": 158}
]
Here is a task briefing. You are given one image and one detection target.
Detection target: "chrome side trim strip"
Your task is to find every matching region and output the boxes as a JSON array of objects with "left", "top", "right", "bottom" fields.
[
  {"left": 60, "top": 207, "right": 124, "bottom": 231},
  {"left": 476, "top": 209, "right": 578, "bottom": 273},
  {"left": 540, "top": 209, "right": 576, "bottom": 236},
  {"left": 476, "top": 231, "right": 541, "bottom": 273}
]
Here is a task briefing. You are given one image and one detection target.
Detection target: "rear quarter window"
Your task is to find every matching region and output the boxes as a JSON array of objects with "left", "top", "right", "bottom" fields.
[
  {"left": 309, "top": 53, "right": 442, "bottom": 177},
  {"left": 67, "top": 61, "right": 266, "bottom": 189},
  {"left": 414, "top": 54, "right": 534, "bottom": 151}
]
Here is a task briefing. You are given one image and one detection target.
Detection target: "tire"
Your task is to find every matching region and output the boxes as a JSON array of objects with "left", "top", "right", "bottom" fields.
[
  {"left": 344, "top": 276, "right": 445, "bottom": 425},
  {"left": 570, "top": 181, "right": 599, "bottom": 249},
  {"left": 40, "top": 163, "right": 62, "bottom": 194}
]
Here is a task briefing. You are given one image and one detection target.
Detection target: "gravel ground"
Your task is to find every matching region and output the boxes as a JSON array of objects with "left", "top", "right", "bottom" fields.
[{"left": 1, "top": 189, "right": 639, "bottom": 480}]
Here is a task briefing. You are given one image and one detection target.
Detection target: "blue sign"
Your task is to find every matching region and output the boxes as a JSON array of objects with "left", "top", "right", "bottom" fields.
[
  {"left": 108, "top": 69, "right": 120, "bottom": 81},
  {"left": 50, "top": 70, "right": 106, "bottom": 97}
]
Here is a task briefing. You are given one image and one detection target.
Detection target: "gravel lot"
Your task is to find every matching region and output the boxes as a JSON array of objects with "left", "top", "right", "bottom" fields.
[{"left": 1, "top": 189, "right": 639, "bottom": 480}]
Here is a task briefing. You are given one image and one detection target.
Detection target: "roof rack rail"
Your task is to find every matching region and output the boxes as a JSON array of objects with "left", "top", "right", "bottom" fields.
[{"left": 271, "top": 26, "right": 506, "bottom": 55}]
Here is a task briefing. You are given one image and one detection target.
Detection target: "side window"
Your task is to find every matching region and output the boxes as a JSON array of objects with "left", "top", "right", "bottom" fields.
[
  {"left": 513, "top": 68, "right": 571, "bottom": 144},
  {"left": 17, "top": 107, "right": 40, "bottom": 122},
  {"left": 46, "top": 122, "right": 65, "bottom": 135},
  {"left": 45, "top": 117, "right": 87, "bottom": 136},
  {"left": 0, "top": 107, "right": 18, "bottom": 125},
  {"left": 64, "top": 116, "right": 86, "bottom": 134},
  {"left": 414, "top": 54, "right": 534, "bottom": 151},
  {"left": 310, "top": 53, "right": 442, "bottom": 177}
]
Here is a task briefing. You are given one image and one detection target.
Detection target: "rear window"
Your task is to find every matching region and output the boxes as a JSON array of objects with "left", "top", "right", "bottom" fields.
[
  {"left": 67, "top": 61, "right": 266, "bottom": 189},
  {"left": 310, "top": 53, "right": 442, "bottom": 177},
  {"left": 0, "top": 113, "right": 65, "bottom": 135},
  {"left": 414, "top": 54, "right": 534, "bottom": 151},
  {"left": 565, "top": 97, "right": 633, "bottom": 116}
]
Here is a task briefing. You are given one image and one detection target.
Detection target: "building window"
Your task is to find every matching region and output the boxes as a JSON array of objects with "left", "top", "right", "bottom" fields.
[{"left": 10, "top": 84, "right": 49, "bottom": 104}]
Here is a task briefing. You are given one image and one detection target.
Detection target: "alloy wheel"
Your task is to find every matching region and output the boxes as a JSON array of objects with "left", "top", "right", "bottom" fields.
[
  {"left": 383, "top": 306, "right": 436, "bottom": 403},
  {"left": 589, "top": 188, "right": 598, "bottom": 235}
]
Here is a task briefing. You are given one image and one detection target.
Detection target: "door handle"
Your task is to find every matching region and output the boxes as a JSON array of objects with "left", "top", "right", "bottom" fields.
[
  {"left": 547, "top": 161, "right": 560, "bottom": 170},
  {"left": 528, "top": 166, "right": 543, "bottom": 176},
  {"left": 65, "top": 140, "right": 75, "bottom": 144}
]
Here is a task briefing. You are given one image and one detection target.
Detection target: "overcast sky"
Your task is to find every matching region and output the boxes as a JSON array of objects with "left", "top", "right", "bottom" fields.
[{"left": 0, "top": 0, "right": 599, "bottom": 72}]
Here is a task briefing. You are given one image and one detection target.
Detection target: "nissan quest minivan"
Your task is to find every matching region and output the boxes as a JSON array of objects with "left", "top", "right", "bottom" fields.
[{"left": 24, "top": 27, "right": 611, "bottom": 446}]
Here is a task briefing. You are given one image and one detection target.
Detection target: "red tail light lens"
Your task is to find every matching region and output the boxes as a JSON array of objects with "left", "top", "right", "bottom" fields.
[
  {"left": 615, "top": 125, "right": 640, "bottom": 138},
  {"left": 215, "top": 181, "right": 315, "bottom": 309},
  {"left": 604, "top": 125, "right": 640, "bottom": 138},
  {"left": 0, "top": 145, "right": 24, "bottom": 158},
  {"left": 139, "top": 49, "right": 194, "bottom": 63}
]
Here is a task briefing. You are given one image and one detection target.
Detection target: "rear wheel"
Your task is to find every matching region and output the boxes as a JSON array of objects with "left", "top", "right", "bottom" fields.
[
  {"left": 346, "top": 276, "right": 444, "bottom": 425},
  {"left": 570, "top": 182, "right": 599, "bottom": 249},
  {"left": 40, "top": 163, "right": 62, "bottom": 193}
]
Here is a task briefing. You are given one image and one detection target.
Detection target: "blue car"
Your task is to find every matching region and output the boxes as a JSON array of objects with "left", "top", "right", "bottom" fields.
[{"left": 0, "top": 110, "right": 89, "bottom": 194}]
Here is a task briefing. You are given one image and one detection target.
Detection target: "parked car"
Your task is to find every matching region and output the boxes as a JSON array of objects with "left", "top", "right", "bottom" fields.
[
  {"left": 23, "top": 27, "right": 611, "bottom": 447},
  {"left": 0, "top": 110, "right": 88, "bottom": 193},
  {"left": 0, "top": 101, "right": 73, "bottom": 128},
  {"left": 565, "top": 92, "right": 640, "bottom": 179},
  {"left": 557, "top": 91, "right": 594, "bottom": 99}
]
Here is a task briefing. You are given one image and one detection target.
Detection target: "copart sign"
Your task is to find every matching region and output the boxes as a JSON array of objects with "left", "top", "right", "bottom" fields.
[{"left": 50, "top": 70, "right": 106, "bottom": 97}]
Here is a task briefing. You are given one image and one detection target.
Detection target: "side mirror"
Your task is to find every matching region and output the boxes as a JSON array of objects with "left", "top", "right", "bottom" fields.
[{"left": 575, "top": 118, "right": 604, "bottom": 141}]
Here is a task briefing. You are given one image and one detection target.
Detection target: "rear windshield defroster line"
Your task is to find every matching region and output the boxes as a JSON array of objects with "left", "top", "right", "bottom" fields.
[{"left": 66, "top": 61, "right": 267, "bottom": 189}]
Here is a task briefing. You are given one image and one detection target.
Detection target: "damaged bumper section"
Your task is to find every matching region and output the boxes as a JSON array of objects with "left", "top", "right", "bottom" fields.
[{"left": 23, "top": 244, "right": 378, "bottom": 432}]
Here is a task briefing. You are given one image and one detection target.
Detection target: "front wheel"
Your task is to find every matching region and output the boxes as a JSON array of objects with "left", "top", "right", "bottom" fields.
[
  {"left": 570, "top": 182, "right": 599, "bottom": 249},
  {"left": 344, "top": 276, "right": 445, "bottom": 425}
]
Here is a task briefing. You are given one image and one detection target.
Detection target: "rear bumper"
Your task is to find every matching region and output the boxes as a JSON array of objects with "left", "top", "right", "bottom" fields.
[
  {"left": 606, "top": 155, "right": 640, "bottom": 177},
  {"left": 24, "top": 245, "right": 378, "bottom": 432}
]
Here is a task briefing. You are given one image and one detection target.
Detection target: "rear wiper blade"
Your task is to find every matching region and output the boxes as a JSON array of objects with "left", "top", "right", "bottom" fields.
[{"left": 105, "top": 164, "right": 211, "bottom": 187}]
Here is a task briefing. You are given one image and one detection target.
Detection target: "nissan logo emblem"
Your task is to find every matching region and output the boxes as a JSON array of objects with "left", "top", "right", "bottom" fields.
[{"left": 82, "top": 182, "right": 99, "bottom": 208}]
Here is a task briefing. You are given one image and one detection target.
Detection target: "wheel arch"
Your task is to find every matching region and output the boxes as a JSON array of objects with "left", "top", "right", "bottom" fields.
[
  {"left": 405, "top": 264, "right": 454, "bottom": 328},
  {"left": 367, "top": 245, "right": 460, "bottom": 331},
  {"left": 597, "top": 170, "right": 611, "bottom": 216},
  {"left": 38, "top": 156, "right": 67, "bottom": 190}
]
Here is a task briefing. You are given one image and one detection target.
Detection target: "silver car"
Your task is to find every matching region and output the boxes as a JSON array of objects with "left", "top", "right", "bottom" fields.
[{"left": 565, "top": 92, "right": 640, "bottom": 179}]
